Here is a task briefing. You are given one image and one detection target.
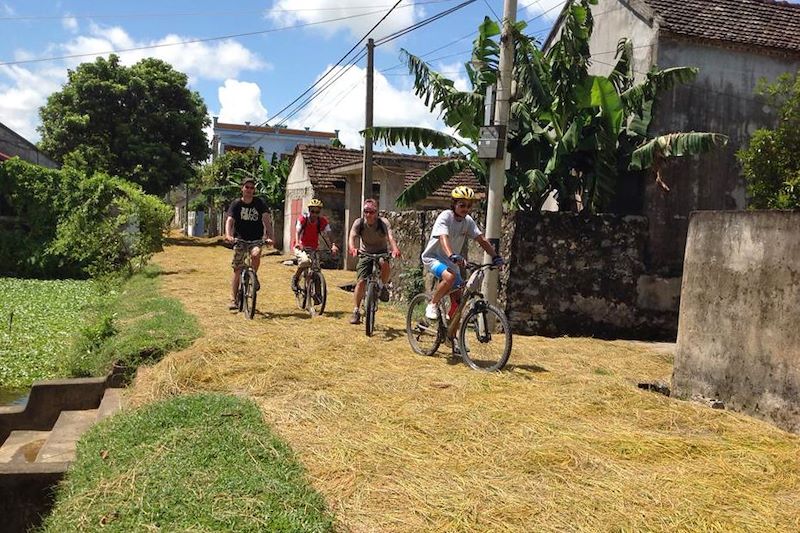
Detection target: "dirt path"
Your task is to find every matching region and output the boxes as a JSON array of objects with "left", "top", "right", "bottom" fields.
[{"left": 129, "top": 237, "right": 800, "bottom": 532}]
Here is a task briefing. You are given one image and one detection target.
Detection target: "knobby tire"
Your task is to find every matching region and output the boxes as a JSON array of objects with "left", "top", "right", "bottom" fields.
[
  {"left": 458, "top": 302, "right": 512, "bottom": 371},
  {"left": 405, "top": 293, "right": 443, "bottom": 356},
  {"left": 365, "top": 281, "right": 377, "bottom": 337}
]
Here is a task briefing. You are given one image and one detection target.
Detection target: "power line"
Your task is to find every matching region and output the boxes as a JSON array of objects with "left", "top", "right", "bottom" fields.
[
  {"left": 259, "top": 1, "right": 405, "bottom": 130},
  {"left": 0, "top": 10, "right": 391, "bottom": 67},
  {"left": 0, "top": 1, "right": 459, "bottom": 21},
  {"left": 375, "top": 0, "right": 478, "bottom": 46}
]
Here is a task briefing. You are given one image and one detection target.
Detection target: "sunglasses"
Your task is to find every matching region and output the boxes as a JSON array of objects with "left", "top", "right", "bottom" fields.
[
  {"left": 363, "top": 209, "right": 377, "bottom": 214},
  {"left": 455, "top": 201, "right": 473, "bottom": 209},
  {"left": 309, "top": 209, "right": 321, "bottom": 214},
  {"left": 243, "top": 185, "right": 255, "bottom": 190}
]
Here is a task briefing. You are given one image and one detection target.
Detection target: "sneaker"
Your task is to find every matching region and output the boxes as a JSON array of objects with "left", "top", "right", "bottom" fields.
[
  {"left": 379, "top": 285, "right": 390, "bottom": 302},
  {"left": 425, "top": 302, "right": 439, "bottom": 320},
  {"left": 228, "top": 300, "right": 238, "bottom": 310},
  {"left": 349, "top": 310, "right": 361, "bottom": 324}
]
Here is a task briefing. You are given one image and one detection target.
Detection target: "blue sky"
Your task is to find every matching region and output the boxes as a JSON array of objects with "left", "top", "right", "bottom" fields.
[{"left": 0, "top": 0, "right": 567, "bottom": 148}]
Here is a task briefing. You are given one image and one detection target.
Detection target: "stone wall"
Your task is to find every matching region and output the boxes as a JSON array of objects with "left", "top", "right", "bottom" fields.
[
  {"left": 672, "top": 211, "right": 800, "bottom": 434},
  {"left": 503, "top": 212, "right": 678, "bottom": 340}
]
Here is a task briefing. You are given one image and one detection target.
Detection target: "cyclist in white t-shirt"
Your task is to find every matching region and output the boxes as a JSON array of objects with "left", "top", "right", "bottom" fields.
[{"left": 421, "top": 186, "right": 503, "bottom": 320}]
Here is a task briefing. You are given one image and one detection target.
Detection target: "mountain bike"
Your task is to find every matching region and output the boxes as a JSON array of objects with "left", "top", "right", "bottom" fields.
[
  {"left": 405, "top": 262, "right": 512, "bottom": 371},
  {"left": 294, "top": 248, "right": 327, "bottom": 316},
  {"left": 233, "top": 239, "right": 264, "bottom": 319},
  {"left": 360, "top": 251, "right": 391, "bottom": 337}
]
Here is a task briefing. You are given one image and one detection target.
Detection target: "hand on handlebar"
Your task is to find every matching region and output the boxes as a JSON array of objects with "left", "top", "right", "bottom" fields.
[
  {"left": 349, "top": 246, "right": 358, "bottom": 257},
  {"left": 391, "top": 248, "right": 401, "bottom": 259},
  {"left": 492, "top": 255, "right": 504, "bottom": 267},
  {"left": 449, "top": 253, "right": 465, "bottom": 267},
  {"left": 224, "top": 234, "right": 234, "bottom": 244}
]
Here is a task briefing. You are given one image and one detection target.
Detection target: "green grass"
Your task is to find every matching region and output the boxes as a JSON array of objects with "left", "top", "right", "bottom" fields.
[
  {"left": 0, "top": 277, "right": 100, "bottom": 388},
  {"left": 65, "top": 265, "right": 201, "bottom": 378},
  {"left": 42, "top": 393, "right": 335, "bottom": 532}
]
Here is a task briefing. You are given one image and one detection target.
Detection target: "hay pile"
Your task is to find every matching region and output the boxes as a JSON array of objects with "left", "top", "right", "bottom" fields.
[{"left": 128, "top": 237, "right": 800, "bottom": 532}]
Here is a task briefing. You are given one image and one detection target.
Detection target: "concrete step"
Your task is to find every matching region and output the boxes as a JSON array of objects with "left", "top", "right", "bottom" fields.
[
  {"left": 36, "top": 410, "right": 98, "bottom": 463},
  {"left": 96, "top": 388, "right": 123, "bottom": 421},
  {"left": 0, "top": 431, "right": 50, "bottom": 464}
]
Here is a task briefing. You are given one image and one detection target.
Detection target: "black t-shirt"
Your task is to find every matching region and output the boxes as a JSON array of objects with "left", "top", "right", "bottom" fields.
[{"left": 227, "top": 197, "right": 267, "bottom": 240}]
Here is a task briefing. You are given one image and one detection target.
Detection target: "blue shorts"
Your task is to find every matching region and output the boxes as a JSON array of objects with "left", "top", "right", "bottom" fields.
[{"left": 428, "top": 259, "right": 463, "bottom": 287}]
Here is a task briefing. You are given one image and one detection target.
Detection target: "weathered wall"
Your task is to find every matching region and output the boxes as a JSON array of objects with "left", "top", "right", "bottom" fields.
[
  {"left": 647, "top": 40, "right": 800, "bottom": 274},
  {"left": 504, "top": 212, "right": 677, "bottom": 340},
  {"left": 673, "top": 211, "right": 800, "bottom": 433}
]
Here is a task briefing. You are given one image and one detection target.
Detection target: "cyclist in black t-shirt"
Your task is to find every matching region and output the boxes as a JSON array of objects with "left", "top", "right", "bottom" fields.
[{"left": 224, "top": 176, "right": 273, "bottom": 310}]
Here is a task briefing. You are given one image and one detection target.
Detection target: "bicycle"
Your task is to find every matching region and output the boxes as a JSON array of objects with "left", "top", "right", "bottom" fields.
[
  {"left": 405, "top": 262, "right": 512, "bottom": 371},
  {"left": 294, "top": 248, "right": 327, "bottom": 316},
  {"left": 233, "top": 239, "right": 264, "bottom": 320},
  {"left": 359, "top": 251, "right": 391, "bottom": 337}
]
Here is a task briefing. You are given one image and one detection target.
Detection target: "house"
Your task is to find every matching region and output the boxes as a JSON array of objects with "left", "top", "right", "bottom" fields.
[
  {"left": 210, "top": 117, "right": 338, "bottom": 162},
  {"left": 545, "top": 0, "right": 800, "bottom": 274},
  {"left": 0, "top": 122, "right": 58, "bottom": 169},
  {"left": 282, "top": 144, "right": 484, "bottom": 269}
]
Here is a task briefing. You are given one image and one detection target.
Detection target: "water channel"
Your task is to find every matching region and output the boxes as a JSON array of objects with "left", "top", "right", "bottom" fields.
[{"left": 0, "top": 386, "right": 28, "bottom": 407}]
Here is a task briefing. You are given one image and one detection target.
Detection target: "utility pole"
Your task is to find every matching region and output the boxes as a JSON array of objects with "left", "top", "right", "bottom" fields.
[
  {"left": 361, "top": 38, "right": 375, "bottom": 207},
  {"left": 482, "top": 0, "right": 516, "bottom": 305}
]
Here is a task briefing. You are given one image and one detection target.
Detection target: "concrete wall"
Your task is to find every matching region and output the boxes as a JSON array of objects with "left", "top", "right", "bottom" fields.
[
  {"left": 646, "top": 40, "right": 800, "bottom": 273},
  {"left": 673, "top": 211, "right": 800, "bottom": 433}
]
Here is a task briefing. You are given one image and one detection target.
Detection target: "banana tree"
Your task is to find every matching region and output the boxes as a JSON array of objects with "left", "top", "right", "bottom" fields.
[{"left": 371, "top": 0, "right": 727, "bottom": 212}]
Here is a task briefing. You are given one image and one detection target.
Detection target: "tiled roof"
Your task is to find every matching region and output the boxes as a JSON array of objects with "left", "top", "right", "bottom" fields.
[
  {"left": 296, "top": 144, "right": 484, "bottom": 199},
  {"left": 643, "top": 0, "right": 800, "bottom": 54}
]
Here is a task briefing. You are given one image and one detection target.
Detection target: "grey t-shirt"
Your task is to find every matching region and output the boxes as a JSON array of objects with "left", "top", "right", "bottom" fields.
[
  {"left": 350, "top": 217, "right": 391, "bottom": 253},
  {"left": 421, "top": 210, "right": 481, "bottom": 267}
]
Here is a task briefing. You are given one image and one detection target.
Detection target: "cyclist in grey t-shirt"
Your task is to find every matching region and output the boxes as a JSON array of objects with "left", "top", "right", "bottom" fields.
[
  {"left": 347, "top": 198, "right": 401, "bottom": 324},
  {"left": 421, "top": 187, "right": 503, "bottom": 322}
]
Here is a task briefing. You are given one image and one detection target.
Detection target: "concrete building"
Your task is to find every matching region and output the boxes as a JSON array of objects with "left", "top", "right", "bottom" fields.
[
  {"left": 283, "top": 144, "right": 484, "bottom": 269},
  {"left": 0, "top": 122, "right": 58, "bottom": 169},
  {"left": 545, "top": 0, "right": 800, "bottom": 274},
  {"left": 210, "top": 117, "right": 337, "bottom": 162}
]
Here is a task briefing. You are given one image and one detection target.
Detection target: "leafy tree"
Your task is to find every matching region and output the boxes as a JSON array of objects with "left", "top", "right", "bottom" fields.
[
  {"left": 369, "top": 0, "right": 726, "bottom": 212},
  {"left": 737, "top": 72, "right": 800, "bottom": 209},
  {"left": 199, "top": 149, "right": 289, "bottom": 212},
  {"left": 38, "top": 55, "right": 210, "bottom": 196}
]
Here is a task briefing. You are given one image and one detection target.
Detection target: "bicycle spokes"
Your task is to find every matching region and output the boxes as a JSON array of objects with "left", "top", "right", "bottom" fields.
[{"left": 458, "top": 303, "right": 511, "bottom": 371}]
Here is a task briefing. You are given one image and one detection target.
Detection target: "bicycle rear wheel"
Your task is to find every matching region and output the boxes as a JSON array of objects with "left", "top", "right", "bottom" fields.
[
  {"left": 243, "top": 269, "right": 257, "bottom": 319},
  {"left": 364, "top": 281, "right": 377, "bottom": 337},
  {"left": 405, "top": 293, "right": 442, "bottom": 356},
  {"left": 308, "top": 272, "right": 327, "bottom": 316},
  {"left": 458, "top": 301, "right": 512, "bottom": 371}
]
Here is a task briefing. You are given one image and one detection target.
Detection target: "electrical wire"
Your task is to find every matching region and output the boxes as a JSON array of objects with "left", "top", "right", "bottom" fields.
[
  {"left": 374, "top": 0, "right": 478, "bottom": 46},
  {"left": 0, "top": 10, "right": 392, "bottom": 67}
]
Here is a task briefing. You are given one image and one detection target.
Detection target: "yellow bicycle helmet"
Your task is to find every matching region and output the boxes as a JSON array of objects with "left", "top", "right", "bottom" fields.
[
  {"left": 451, "top": 186, "right": 476, "bottom": 200},
  {"left": 308, "top": 198, "right": 324, "bottom": 208}
]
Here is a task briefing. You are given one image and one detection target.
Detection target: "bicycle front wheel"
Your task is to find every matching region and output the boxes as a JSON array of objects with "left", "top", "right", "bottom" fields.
[
  {"left": 243, "top": 269, "right": 257, "bottom": 319},
  {"left": 405, "top": 293, "right": 442, "bottom": 356},
  {"left": 308, "top": 272, "right": 327, "bottom": 316},
  {"left": 458, "top": 301, "right": 512, "bottom": 371},
  {"left": 364, "top": 281, "right": 377, "bottom": 337}
]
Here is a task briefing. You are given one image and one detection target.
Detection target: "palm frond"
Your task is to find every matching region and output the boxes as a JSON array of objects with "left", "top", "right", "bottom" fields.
[
  {"left": 395, "top": 159, "right": 477, "bottom": 208},
  {"left": 365, "top": 126, "right": 472, "bottom": 152},
  {"left": 629, "top": 132, "right": 728, "bottom": 171}
]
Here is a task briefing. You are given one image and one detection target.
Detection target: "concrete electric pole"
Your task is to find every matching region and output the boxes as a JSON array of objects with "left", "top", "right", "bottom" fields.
[
  {"left": 361, "top": 38, "right": 375, "bottom": 207},
  {"left": 481, "top": 0, "right": 517, "bottom": 305}
]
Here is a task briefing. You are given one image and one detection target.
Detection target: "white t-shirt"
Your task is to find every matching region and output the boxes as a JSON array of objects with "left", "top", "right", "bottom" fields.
[{"left": 421, "top": 210, "right": 481, "bottom": 268}]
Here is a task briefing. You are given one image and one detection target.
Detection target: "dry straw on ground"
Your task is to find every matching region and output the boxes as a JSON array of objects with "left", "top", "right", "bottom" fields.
[{"left": 126, "top": 236, "right": 800, "bottom": 532}]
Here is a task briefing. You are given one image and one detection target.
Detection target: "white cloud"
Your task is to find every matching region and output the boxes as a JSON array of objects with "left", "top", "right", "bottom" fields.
[
  {"left": 0, "top": 65, "right": 63, "bottom": 141},
  {"left": 523, "top": 0, "right": 567, "bottom": 21},
  {"left": 0, "top": 25, "right": 266, "bottom": 142},
  {"left": 1, "top": 2, "right": 15, "bottom": 16},
  {"left": 267, "top": 0, "right": 423, "bottom": 41},
  {"left": 433, "top": 61, "right": 470, "bottom": 92},
  {"left": 62, "top": 14, "right": 79, "bottom": 32},
  {"left": 58, "top": 24, "right": 267, "bottom": 81},
  {"left": 285, "top": 64, "right": 448, "bottom": 150},
  {"left": 217, "top": 79, "right": 269, "bottom": 124}
]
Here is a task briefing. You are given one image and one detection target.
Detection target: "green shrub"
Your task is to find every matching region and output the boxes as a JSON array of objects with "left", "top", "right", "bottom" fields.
[
  {"left": 0, "top": 158, "right": 172, "bottom": 277},
  {"left": 399, "top": 264, "right": 426, "bottom": 303}
]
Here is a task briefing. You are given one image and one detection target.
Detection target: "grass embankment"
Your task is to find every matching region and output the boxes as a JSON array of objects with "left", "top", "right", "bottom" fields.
[
  {"left": 42, "top": 393, "right": 334, "bottom": 532},
  {"left": 65, "top": 265, "right": 200, "bottom": 379},
  {"left": 0, "top": 277, "right": 99, "bottom": 389}
]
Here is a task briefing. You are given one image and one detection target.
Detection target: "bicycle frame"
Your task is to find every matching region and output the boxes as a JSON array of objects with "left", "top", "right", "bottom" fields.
[{"left": 436, "top": 263, "right": 496, "bottom": 341}]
